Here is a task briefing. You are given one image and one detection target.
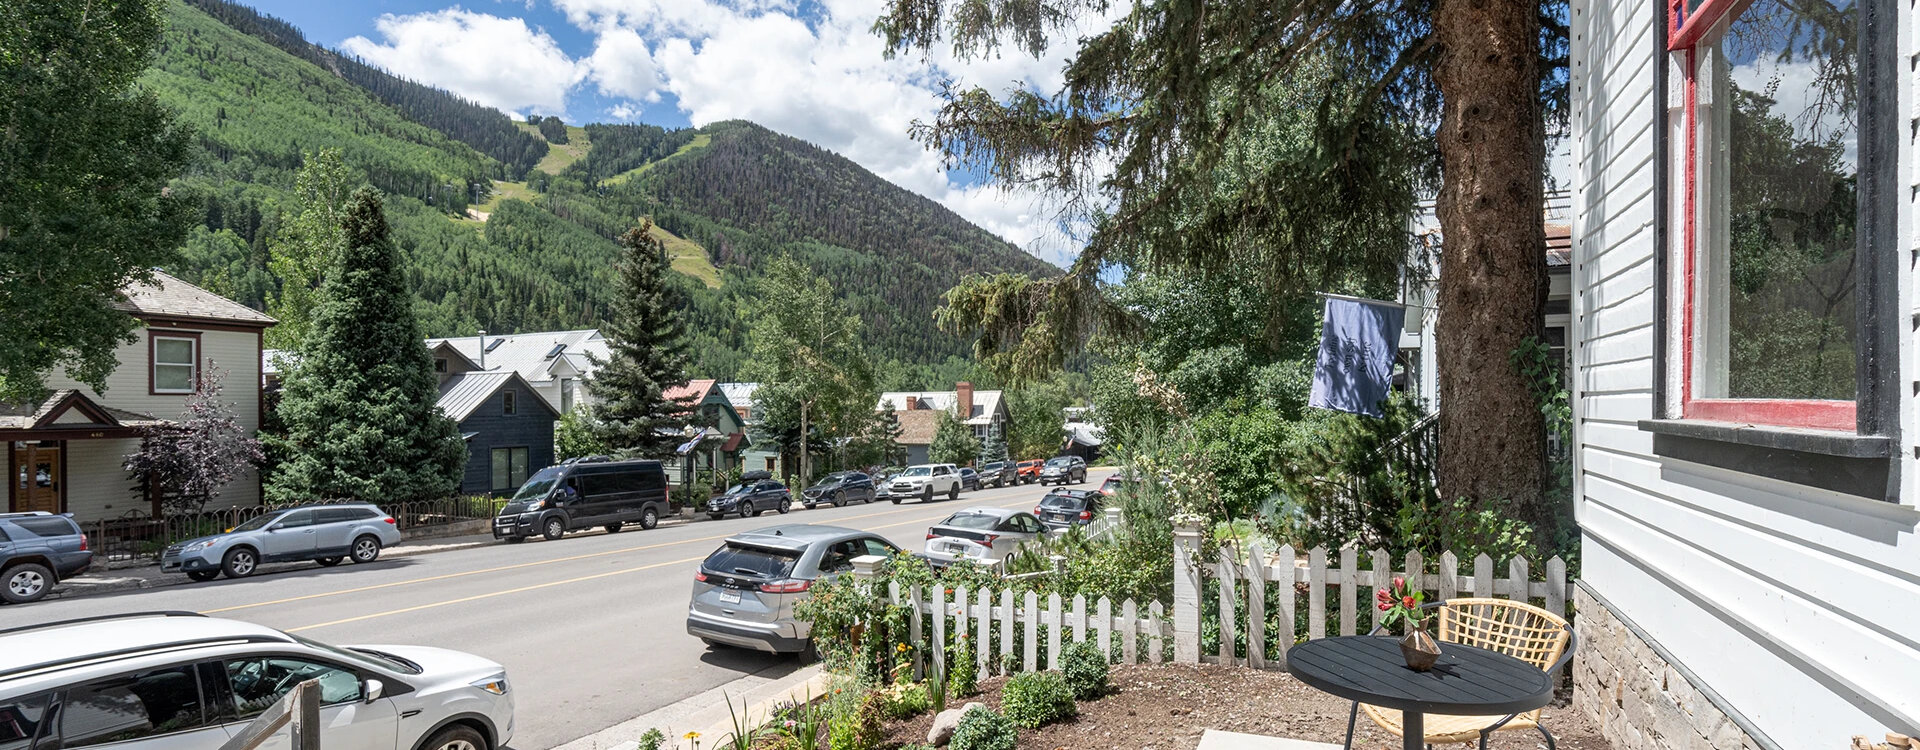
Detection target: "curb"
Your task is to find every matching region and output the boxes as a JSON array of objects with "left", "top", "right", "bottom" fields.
[{"left": 551, "top": 665, "right": 832, "bottom": 750}]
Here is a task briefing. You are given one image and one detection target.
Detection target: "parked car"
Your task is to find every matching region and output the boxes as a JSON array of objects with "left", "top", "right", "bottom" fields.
[
  {"left": 1037, "top": 456, "right": 1088, "bottom": 485},
  {"left": 977, "top": 461, "right": 1017, "bottom": 488},
  {"left": 802, "top": 472, "right": 876, "bottom": 508},
  {"left": 495, "top": 459, "right": 672, "bottom": 542},
  {"left": 1014, "top": 459, "right": 1043, "bottom": 484},
  {"left": 707, "top": 480, "right": 794, "bottom": 519},
  {"left": 919, "top": 508, "right": 1046, "bottom": 569},
  {"left": 686, "top": 525, "right": 899, "bottom": 654},
  {"left": 163, "top": 504, "right": 401, "bottom": 581},
  {"left": 0, "top": 611, "right": 514, "bottom": 750},
  {"left": 0, "top": 512, "right": 91, "bottom": 604},
  {"left": 1034, "top": 488, "right": 1105, "bottom": 530},
  {"left": 1098, "top": 473, "right": 1133, "bottom": 497},
  {"left": 883, "top": 464, "right": 962, "bottom": 504},
  {"left": 958, "top": 467, "right": 982, "bottom": 492}
]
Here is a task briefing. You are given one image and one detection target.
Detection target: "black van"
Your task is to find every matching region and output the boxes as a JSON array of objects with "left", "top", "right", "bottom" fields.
[{"left": 493, "top": 459, "right": 672, "bottom": 542}]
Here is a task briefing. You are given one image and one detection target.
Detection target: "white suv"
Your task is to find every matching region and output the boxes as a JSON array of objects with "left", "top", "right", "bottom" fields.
[
  {"left": 0, "top": 611, "right": 514, "bottom": 750},
  {"left": 884, "top": 464, "right": 961, "bottom": 504}
]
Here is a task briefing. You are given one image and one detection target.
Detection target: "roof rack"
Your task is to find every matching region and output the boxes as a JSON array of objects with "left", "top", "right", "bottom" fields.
[
  {"left": 0, "top": 610, "right": 206, "bottom": 638},
  {"left": 0, "top": 634, "right": 291, "bottom": 683}
]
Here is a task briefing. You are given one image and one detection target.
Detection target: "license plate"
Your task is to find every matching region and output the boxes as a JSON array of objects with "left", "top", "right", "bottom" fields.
[{"left": 718, "top": 590, "right": 742, "bottom": 605}]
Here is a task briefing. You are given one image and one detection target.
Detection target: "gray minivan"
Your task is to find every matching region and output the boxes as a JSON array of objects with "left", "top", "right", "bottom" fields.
[
  {"left": 493, "top": 459, "right": 671, "bottom": 542},
  {"left": 686, "top": 525, "right": 899, "bottom": 655}
]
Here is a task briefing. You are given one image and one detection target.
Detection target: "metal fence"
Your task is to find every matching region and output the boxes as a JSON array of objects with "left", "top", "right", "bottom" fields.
[{"left": 83, "top": 496, "right": 504, "bottom": 564}]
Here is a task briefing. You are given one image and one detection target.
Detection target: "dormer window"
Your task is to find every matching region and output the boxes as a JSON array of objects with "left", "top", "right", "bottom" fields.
[{"left": 434, "top": 358, "right": 448, "bottom": 373}]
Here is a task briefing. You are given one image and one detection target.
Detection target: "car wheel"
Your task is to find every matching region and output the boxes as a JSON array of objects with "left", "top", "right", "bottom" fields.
[
  {"left": 350, "top": 535, "right": 382, "bottom": 564},
  {"left": 778, "top": 499, "right": 791, "bottom": 514},
  {"left": 315, "top": 557, "right": 343, "bottom": 567},
  {"left": 891, "top": 497, "right": 902, "bottom": 505},
  {"left": 1, "top": 563, "right": 53, "bottom": 604},
  {"left": 504, "top": 536, "right": 526, "bottom": 544},
  {"left": 421, "top": 723, "right": 488, "bottom": 750},
  {"left": 640, "top": 507, "right": 659, "bottom": 530},
  {"left": 797, "top": 638, "right": 821, "bottom": 664},
  {"left": 922, "top": 487, "right": 934, "bottom": 503},
  {"left": 222, "top": 547, "right": 258, "bottom": 579},
  {"left": 804, "top": 503, "right": 815, "bottom": 510},
  {"left": 831, "top": 496, "right": 843, "bottom": 508},
  {"left": 604, "top": 522, "right": 624, "bottom": 533},
  {"left": 948, "top": 485, "right": 960, "bottom": 501},
  {"left": 543, "top": 517, "right": 566, "bottom": 541},
  {"left": 187, "top": 569, "right": 221, "bottom": 582},
  {"left": 741, "top": 500, "right": 756, "bottom": 518},
  {"left": 708, "top": 513, "right": 726, "bottom": 521}
]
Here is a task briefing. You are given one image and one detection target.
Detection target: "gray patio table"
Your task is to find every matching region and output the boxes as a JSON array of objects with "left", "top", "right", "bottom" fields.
[{"left": 1285, "top": 635, "right": 1554, "bottom": 750}]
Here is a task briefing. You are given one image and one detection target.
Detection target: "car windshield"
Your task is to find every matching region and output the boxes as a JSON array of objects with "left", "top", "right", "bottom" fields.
[
  {"left": 1045, "top": 458, "right": 1073, "bottom": 467},
  {"left": 232, "top": 514, "right": 279, "bottom": 532},
  {"left": 704, "top": 543, "right": 801, "bottom": 579},
  {"left": 941, "top": 512, "right": 1001, "bottom": 530},
  {"left": 511, "top": 467, "right": 565, "bottom": 501},
  {"left": 899, "top": 467, "right": 931, "bottom": 477},
  {"left": 725, "top": 484, "right": 755, "bottom": 495},
  {"left": 815, "top": 473, "right": 848, "bottom": 486},
  {"left": 1040, "top": 493, "right": 1087, "bottom": 509},
  {"left": 288, "top": 633, "right": 422, "bottom": 675},
  {"left": 982, "top": 463, "right": 1004, "bottom": 471}
]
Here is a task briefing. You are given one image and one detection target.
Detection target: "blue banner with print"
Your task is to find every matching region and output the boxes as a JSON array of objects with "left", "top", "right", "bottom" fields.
[{"left": 1309, "top": 296, "right": 1406, "bottom": 417}]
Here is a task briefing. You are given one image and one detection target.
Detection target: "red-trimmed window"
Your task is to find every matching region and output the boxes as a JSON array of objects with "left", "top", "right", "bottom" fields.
[{"left": 1668, "top": 0, "right": 1863, "bottom": 430}]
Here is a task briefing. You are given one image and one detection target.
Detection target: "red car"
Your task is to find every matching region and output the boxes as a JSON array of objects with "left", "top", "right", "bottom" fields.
[{"left": 1014, "top": 459, "right": 1043, "bottom": 484}]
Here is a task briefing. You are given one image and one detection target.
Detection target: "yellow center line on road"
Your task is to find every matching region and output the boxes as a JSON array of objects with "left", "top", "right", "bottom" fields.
[
  {"left": 201, "top": 491, "right": 1052, "bottom": 618},
  {"left": 282, "top": 495, "right": 1048, "bottom": 633}
]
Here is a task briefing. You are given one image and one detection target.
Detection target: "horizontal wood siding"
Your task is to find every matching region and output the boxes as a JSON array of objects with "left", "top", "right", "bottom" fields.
[
  {"left": 456, "top": 383, "right": 556, "bottom": 495},
  {"left": 1571, "top": 0, "right": 1920, "bottom": 742}
]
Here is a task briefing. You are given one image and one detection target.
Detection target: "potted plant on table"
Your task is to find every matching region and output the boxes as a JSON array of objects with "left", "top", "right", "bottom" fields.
[{"left": 1377, "top": 577, "right": 1440, "bottom": 671}]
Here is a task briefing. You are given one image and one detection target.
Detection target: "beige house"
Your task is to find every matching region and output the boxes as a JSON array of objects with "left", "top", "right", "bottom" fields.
[{"left": 4, "top": 272, "right": 273, "bottom": 521}]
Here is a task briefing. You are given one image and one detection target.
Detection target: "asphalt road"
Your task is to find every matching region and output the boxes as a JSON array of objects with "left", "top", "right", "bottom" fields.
[{"left": 0, "top": 468, "right": 1114, "bottom": 749}]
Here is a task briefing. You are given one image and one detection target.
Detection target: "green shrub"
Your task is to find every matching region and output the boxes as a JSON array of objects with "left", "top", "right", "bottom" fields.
[
  {"left": 948, "top": 646, "right": 979, "bottom": 698},
  {"left": 999, "top": 671, "right": 1077, "bottom": 729},
  {"left": 880, "top": 682, "right": 931, "bottom": 719},
  {"left": 1060, "top": 641, "right": 1110, "bottom": 699},
  {"left": 949, "top": 707, "right": 1017, "bottom": 750},
  {"left": 636, "top": 728, "right": 665, "bottom": 750}
]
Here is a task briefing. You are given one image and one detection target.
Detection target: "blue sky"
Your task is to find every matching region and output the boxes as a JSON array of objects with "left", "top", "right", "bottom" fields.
[{"left": 239, "top": 0, "right": 1110, "bottom": 266}]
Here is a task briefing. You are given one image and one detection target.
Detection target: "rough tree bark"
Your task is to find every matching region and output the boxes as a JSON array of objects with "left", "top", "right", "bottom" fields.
[{"left": 1432, "top": 0, "right": 1550, "bottom": 523}]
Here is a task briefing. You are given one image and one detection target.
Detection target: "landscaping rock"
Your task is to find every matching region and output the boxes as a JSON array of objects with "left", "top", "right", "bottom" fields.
[{"left": 927, "top": 702, "right": 985, "bottom": 746}]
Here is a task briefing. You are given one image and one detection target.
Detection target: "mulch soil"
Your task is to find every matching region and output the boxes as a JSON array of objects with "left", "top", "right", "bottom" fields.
[{"left": 880, "top": 663, "right": 1609, "bottom": 750}]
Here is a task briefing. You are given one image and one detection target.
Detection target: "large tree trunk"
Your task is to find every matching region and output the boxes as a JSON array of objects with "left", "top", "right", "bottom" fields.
[{"left": 1432, "top": 0, "right": 1551, "bottom": 531}]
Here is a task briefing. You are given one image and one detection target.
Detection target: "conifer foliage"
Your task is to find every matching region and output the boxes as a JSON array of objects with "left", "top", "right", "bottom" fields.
[
  {"left": 588, "top": 221, "right": 694, "bottom": 457},
  {"left": 266, "top": 188, "right": 465, "bottom": 503}
]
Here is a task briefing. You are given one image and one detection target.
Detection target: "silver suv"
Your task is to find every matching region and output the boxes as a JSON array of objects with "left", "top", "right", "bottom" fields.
[
  {"left": 0, "top": 611, "right": 513, "bottom": 750},
  {"left": 686, "top": 525, "right": 899, "bottom": 655},
  {"left": 162, "top": 504, "right": 402, "bottom": 581}
]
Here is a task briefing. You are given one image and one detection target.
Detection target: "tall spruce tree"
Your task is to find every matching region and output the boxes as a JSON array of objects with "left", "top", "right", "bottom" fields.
[
  {"left": 588, "top": 221, "right": 693, "bottom": 457},
  {"left": 265, "top": 188, "right": 464, "bottom": 503}
]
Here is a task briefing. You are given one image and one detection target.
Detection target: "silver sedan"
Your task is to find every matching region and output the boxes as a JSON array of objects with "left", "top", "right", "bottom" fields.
[{"left": 919, "top": 507, "right": 1047, "bottom": 569}]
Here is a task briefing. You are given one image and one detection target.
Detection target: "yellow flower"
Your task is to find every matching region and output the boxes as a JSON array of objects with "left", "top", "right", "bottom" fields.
[
  {"left": 684, "top": 732, "right": 702, "bottom": 740},
  {"left": 896, "top": 643, "right": 910, "bottom": 653}
]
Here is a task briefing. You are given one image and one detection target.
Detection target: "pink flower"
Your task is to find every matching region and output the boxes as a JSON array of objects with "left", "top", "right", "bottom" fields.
[
  {"left": 1392, "top": 576, "right": 1405, "bottom": 590},
  {"left": 1377, "top": 602, "right": 1391, "bottom": 611},
  {"left": 1402, "top": 596, "right": 1417, "bottom": 609}
]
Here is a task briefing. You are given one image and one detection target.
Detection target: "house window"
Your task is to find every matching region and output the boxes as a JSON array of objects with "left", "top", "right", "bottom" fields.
[
  {"left": 503, "top": 389, "right": 517, "bottom": 415},
  {"left": 560, "top": 378, "right": 574, "bottom": 412},
  {"left": 434, "top": 358, "right": 448, "bottom": 373},
  {"left": 491, "top": 447, "right": 529, "bottom": 491},
  {"left": 1667, "top": 0, "right": 1886, "bottom": 431},
  {"left": 150, "top": 333, "right": 199, "bottom": 394}
]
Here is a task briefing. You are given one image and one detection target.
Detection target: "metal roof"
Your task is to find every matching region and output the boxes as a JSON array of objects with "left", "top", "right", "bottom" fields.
[
  {"left": 422, "top": 329, "right": 609, "bottom": 385},
  {"left": 436, "top": 371, "right": 556, "bottom": 422}
]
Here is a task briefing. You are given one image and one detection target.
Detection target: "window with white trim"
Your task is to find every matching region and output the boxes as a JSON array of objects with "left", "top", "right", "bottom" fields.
[
  {"left": 1667, "top": 0, "right": 1882, "bottom": 431},
  {"left": 151, "top": 335, "right": 198, "bottom": 393}
]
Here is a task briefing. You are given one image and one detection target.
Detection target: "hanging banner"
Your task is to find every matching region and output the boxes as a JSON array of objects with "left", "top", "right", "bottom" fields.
[{"left": 1308, "top": 295, "right": 1406, "bottom": 417}]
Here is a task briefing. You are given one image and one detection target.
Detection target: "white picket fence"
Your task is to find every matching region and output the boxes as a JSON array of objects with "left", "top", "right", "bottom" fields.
[{"left": 857, "top": 522, "right": 1574, "bottom": 676}]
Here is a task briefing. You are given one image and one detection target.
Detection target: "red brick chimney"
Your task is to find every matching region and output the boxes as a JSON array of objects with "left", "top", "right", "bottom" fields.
[
  {"left": 956, "top": 382, "right": 974, "bottom": 419},
  {"left": 905, "top": 395, "right": 919, "bottom": 410}
]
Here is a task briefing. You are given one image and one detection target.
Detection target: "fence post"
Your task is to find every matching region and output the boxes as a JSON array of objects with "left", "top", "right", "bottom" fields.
[{"left": 1172, "top": 521, "right": 1203, "bottom": 663}]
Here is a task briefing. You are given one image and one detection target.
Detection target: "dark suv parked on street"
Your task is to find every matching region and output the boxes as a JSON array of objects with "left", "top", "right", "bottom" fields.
[
  {"left": 708, "top": 480, "right": 794, "bottom": 519},
  {"left": 495, "top": 459, "right": 672, "bottom": 542},
  {"left": 0, "top": 512, "right": 91, "bottom": 604},
  {"left": 802, "top": 472, "right": 875, "bottom": 508}
]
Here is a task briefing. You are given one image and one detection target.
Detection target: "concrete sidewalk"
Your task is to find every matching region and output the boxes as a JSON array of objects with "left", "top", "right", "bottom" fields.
[{"left": 551, "top": 664, "right": 832, "bottom": 750}]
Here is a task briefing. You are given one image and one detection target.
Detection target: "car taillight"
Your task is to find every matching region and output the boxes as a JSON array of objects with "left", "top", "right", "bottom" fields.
[
  {"left": 761, "top": 579, "right": 811, "bottom": 593},
  {"left": 79, "top": 533, "right": 89, "bottom": 551},
  {"left": 383, "top": 517, "right": 397, "bottom": 524},
  {"left": 926, "top": 532, "right": 940, "bottom": 540},
  {"left": 1079, "top": 510, "right": 1093, "bottom": 520},
  {"left": 973, "top": 534, "right": 998, "bottom": 548},
  {"left": 695, "top": 571, "right": 708, "bottom": 582},
  {"left": 1034, "top": 507, "right": 1043, "bottom": 515}
]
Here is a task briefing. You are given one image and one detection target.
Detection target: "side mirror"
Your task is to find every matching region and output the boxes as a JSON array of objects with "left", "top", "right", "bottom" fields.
[{"left": 363, "top": 679, "right": 384, "bottom": 703}]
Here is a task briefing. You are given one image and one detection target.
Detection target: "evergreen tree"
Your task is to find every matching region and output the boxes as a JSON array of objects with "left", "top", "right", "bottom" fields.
[
  {"left": 588, "top": 221, "right": 694, "bottom": 456},
  {"left": 265, "top": 188, "right": 465, "bottom": 503},
  {"left": 929, "top": 411, "right": 982, "bottom": 466},
  {"left": 980, "top": 424, "right": 1010, "bottom": 464}
]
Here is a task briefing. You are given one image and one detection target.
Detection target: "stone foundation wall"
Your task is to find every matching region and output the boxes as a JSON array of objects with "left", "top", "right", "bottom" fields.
[{"left": 1573, "top": 586, "right": 1765, "bottom": 750}]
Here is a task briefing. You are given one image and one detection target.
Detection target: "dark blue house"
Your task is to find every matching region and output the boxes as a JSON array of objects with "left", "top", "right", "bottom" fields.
[{"left": 437, "top": 369, "right": 559, "bottom": 496}]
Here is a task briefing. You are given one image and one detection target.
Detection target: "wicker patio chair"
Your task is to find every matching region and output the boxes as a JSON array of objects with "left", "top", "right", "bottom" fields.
[{"left": 1342, "top": 597, "right": 1576, "bottom": 750}]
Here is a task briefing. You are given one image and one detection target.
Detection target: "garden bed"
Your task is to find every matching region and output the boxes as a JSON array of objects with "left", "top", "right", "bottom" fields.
[{"left": 879, "top": 664, "right": 1608, "bottom": 750}]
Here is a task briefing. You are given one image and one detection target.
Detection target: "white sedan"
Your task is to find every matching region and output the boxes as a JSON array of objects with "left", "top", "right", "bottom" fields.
[{"left": 919, "top": 507, "right": 1047, "bottom": 569}]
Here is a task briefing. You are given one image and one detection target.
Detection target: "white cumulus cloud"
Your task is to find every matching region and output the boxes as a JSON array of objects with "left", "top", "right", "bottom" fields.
[
  {"left": 341, "top": 8, "right": 584, "bottom": 116},
  {"left": 584, "top": 26, "right": 663, "bottom": 101}
]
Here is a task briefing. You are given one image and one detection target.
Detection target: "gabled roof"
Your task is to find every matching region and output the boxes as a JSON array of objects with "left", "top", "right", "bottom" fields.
[
  {"left": 436, "top": 371, "right": 558, "bottom": 423},
  {"left": 422, "top": 329, "right": 609, "bottom": 385},
  {"left": 878, "top": 389, "right": 1005, "bottom": 425},
  {"left": 426, "top": 340, "right": 481, "bottom": 371},
  {"left": 116, "top": 270, "right": 275, "bottom": 326},
  {"left": 895, "top": 409, "right": 942, "bottom": 446},
  {"left": 664, "top": 379, "right": 720, "bottom": 410},
  {"left": 0, "top": 390, "right": 169, "bottom": 434}
]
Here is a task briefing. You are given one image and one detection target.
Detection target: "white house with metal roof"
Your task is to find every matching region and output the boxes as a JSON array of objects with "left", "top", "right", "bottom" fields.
[{"left": 422, "top": 329, "right": 609, "bottom": 415}]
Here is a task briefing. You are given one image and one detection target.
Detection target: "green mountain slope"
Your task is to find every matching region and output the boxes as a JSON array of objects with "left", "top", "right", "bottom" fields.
[{"left": 152, "top": 0, "right": 1058, "bottom": 379}]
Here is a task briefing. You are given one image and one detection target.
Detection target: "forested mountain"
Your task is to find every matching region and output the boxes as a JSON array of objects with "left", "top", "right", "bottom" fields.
[{"left": 150, "top": 0, "right": 1058, "bottom": 380}]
